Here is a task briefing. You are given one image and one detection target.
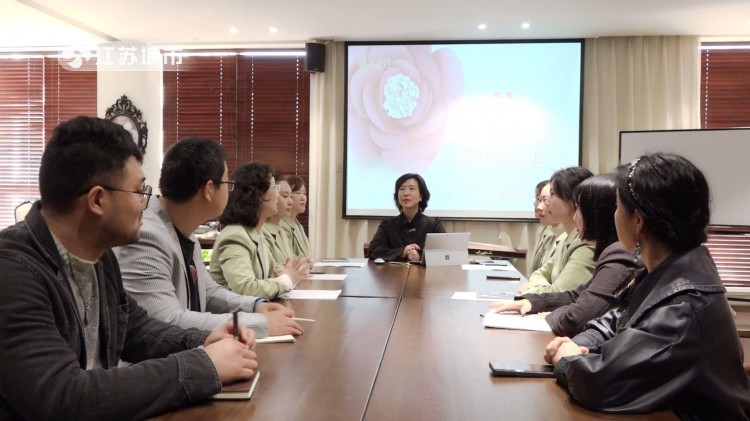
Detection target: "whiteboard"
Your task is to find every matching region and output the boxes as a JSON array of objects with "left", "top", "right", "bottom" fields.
[{"left": 620, "top": 128, "right": 750, "bottom": 227}]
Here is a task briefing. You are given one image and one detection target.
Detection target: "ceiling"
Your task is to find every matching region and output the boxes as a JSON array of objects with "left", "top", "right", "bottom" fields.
[{"left": 2, "top": 0, "right": 750, "bottom": 49}]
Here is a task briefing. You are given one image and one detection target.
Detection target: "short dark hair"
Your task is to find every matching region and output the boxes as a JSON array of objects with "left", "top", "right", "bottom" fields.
[
  {"left": 574, "top": 174, "right": 618, "bottom": 260},
  {"left": 219, "top": 162, "right": 273, "bottom": 227},
  {"left": 393, "top": 173, "right": 431, "bottom": 212},
  {"left": 617, "top": 152, "right": 710, "bottom": 252},
  {"left": 39, "top": 116, "right": 142, "bottom": 214},
  {"left": 159, "top": 137, "right": 226, "bottom": 203},
  {"left": 551, "top": 167, "right": 594, "bottom": 203},
  {"left": 286, "top": 175, "right": 306, "bottom": 192}
]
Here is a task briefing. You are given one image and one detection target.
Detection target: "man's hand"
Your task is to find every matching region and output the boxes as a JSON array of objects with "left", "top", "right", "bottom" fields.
[
  {"left": 489, "top": 299, "right": 532, "bottom": 315},
  {"left": 264, "top": 311, "right": 304, "bottom": 336},
  {"left": 544, "top": 336, "right": 588, "bottom": 364},
  {"left": 205, "top": 320, "right": 255, "bottom": 349},
  {"left": 204, "top": 338, "right": 258, "bottom": 383},
  {"left": 256, "top": 302, "right": 295, "bottom": 317},
  {"left": 204, "top": 321, "right": 258, "bottom": 383}
]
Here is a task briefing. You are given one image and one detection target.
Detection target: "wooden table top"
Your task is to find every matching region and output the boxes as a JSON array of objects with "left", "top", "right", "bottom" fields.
[
  {"left": 152, "top": 297, "right": 398, "bottom": 421},
  {"left": 295, "top": 258, "right": 409, "bottom": 298},
  {"left": 365, "top": 297, "right": 675, "bottom": 421},
  {"left": 153, "top": 260, "right": 725, "bottom": 420}
]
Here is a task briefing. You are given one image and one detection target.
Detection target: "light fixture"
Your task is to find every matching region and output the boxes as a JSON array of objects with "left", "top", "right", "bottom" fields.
[
  {"left": 478, "top": 24, "right": 487, "bottom": 30},
  {"left": 229, "top": 27, "right": 238, "bottom": 34},
  {"left": 521, "top": 22, "right": 530, "bottom": 29},
  {"left": 269, "top": 26, "right": 278, "bottom": 33}
]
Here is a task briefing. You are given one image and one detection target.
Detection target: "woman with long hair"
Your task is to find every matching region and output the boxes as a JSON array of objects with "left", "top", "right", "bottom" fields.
[
  {"left": 545, "top": 153, "right": 750, "bottom": 417},
  {"left": 520, "top": 167, "right": 595, "bottom": 294},
  {"left": 491, "top": 174, "right": 641, "bottom": 336}
]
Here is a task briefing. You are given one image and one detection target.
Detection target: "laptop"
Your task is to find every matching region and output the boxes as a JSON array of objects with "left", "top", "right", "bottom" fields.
[{"left": 422, "top": 232, "right": 470, "bottom": 267}]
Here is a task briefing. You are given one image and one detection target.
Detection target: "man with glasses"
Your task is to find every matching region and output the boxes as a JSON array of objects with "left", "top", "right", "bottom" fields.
[
  {"left": 115, "top": 137, "right": 303, "bottom": 338},
  {"left": 0, "top": 117, "right": 257, "bottom": 419}
]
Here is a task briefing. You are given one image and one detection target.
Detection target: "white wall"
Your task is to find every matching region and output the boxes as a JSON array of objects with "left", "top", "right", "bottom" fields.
[{"left": 97, "top": 65, "right": 164, "bottom": 193}]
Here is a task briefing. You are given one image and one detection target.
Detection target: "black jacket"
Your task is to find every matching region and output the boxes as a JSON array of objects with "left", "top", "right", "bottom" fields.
[
  {"left": 0, "top": 203, "right": 221, "bottom": 420},
  {"left": 368, "top": 212, "right": 445, "bottom": 261},
  {"left": 555, "top": 246, "right": 750, "bottom": 419}
]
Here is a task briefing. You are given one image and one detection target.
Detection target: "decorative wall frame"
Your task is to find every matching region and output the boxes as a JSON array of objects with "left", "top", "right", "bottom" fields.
[{"left": 105, "top": 95, "right": 148, "bottom": 155}]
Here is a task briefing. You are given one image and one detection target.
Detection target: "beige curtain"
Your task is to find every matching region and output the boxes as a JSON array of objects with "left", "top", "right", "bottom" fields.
[
  {"left": 309, "top": 37, "right": 700, "bottom": 269},
  {"left": 582, "top": 36, "right": 701, "bottom": 172}
]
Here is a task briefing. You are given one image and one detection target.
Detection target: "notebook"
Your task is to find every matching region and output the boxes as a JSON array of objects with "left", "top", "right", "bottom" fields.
[
  {"left": 212, "top": 371, "right": 260, "bottom": 400},
  {"left": 422, "top": 232, "right": 470, "bottom": 267}
]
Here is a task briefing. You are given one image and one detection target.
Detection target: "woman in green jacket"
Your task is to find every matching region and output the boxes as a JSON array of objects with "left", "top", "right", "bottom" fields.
[
  {"left": 520, "top": 166, "right": 595, "bottom": 294},
  {"left": 211, "top": 163, "right": 310, "bottom": 299}
]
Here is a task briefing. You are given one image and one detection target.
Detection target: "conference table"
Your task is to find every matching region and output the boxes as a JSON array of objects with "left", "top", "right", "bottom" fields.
[{"left": 154, "top": 259, "right": 680, "bottom": 420}]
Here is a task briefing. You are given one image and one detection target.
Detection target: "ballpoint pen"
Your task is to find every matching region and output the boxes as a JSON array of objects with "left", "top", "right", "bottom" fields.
[{"left": 232, "top": 310, "right": 239, "bottom": 341}]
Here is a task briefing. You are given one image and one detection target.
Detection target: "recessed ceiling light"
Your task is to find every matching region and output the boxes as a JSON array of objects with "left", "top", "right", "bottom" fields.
[
  {"left": 269, "top": 26, "right": 278, "bottom": 33},
  {"left": 478, "top": 24, "right": 487, "bottom": 30},
  {"left": 229, "top": 27, "right": 238, "bottom": 34},
  {"left": 521, "top": 22, "right": 530, "bottom": 29}
]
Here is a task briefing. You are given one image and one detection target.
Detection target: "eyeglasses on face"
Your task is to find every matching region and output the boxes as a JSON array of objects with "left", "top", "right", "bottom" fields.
[
  {"left": 78, "top": 184, "right": 153, "bottom": 210},
  {"left": 216, "top": 181, "right": 235, "bottom": 192}
]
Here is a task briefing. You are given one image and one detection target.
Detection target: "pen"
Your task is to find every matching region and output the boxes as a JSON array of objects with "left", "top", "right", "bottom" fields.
[
  {"left": 293, "top": 317, "right": 316, "bottom": 322},
  {"left": 232, "top": 310, "right": 239, "bottom": 341}
]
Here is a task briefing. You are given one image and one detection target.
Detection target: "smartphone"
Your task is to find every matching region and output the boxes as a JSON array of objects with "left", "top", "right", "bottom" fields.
[
  {"left": 489, "top": 362, "right": 555, "bottom": 378},
  {"left": 486, "top": 274, "right": 521, "bottom": 281}
]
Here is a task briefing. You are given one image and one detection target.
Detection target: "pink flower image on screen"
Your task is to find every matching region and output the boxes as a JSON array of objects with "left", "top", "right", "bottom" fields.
[{"left": 348, "top": 45, "right": 464, "bottom": 173}]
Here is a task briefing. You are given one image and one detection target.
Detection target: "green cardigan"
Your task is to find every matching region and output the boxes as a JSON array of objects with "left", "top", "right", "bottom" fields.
[
  {"left": 209, "top": 224, "right": 291, "bottom": 299},
  {"left": 525, "top": 229, "right": 595, "bottom": 294}
]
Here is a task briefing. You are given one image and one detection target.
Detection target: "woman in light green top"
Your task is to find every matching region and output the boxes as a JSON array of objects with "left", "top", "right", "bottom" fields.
[
  {"left": 262, "top": 174, "right": 296, "bottom": 265},
  {"left": 210, "top": 163, "right": 310, "bottom": 299},
  {"left": 520, "top": 167, "right": 595, "bottom": 294},
  {"left": 279, "top": 175, "right": 311, "bottom": 257},
  {"left": 526, "top": 181, "right": 564, "bottom": 274}
]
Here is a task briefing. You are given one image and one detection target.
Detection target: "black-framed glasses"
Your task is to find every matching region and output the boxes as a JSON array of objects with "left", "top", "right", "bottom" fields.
[
  {"left": 78, "top": 184, "right": 153, "bottom": 209},
  {"left": 216, "top": 181, "right": 235, "bottom": 192}
]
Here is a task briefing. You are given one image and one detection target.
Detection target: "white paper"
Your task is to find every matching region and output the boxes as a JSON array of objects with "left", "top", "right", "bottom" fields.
[
  {"left": 309, "top": 273, "right": 348, "bottom": 281},
  {"left": 482, "top": 312, "right": 552, "bottom": 332},
  {"left": 313, "top": 262, "right": 366, "bottom": 268},
  {"left": 283, "top": 289, "right": 342, "bottom": 300},
  {"left": 451, "top": 291, "right": 517, "bottom": 302},
  {"left": 256, "top": 335, "right": 296, "bottom": 344},
  {"left": 461, "top": 264, "right": 514, "bottom": 272}
]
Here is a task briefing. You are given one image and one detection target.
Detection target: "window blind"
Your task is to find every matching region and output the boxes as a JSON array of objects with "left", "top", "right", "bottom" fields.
[{"left": 0, "top": 56, "right": 96, "bottom": 228}]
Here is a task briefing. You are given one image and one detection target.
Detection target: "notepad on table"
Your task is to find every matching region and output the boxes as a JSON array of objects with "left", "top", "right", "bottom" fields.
[
  {"left": 256, "top": 335, "right": 296, "bottom": 344},
  {"left": 461, "top": 264, "right": 514, "bottom": 272},
  {"left": 283, "top": 289, "right": 342, "bottom": 300},
  {"left": 451, "top": 291, "right": 516, "bottom": 301},
  {"left": 212, "top": 371, "right": 260, "bottom": 400},
  {"left": 313, "top": 261, "right": 366, "bottom": 268},
  {"left": 309, "top": 273, "right": 348, "bottom": 281},
  {"left": 482, "top": 312, "right": 552, "bottom": 332}
]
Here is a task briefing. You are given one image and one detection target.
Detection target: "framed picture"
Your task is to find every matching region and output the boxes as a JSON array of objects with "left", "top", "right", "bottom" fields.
[{"left": 105, "top": 95, "right": 148, "bottom": 155}]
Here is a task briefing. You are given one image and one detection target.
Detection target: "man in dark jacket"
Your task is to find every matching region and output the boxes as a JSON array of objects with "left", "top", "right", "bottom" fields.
[{"left": 0, "top": 116, "right": 258, "bottom": 420}]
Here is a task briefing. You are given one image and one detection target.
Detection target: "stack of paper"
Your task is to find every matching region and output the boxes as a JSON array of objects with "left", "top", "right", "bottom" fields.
[{"left": 482, "top": 312, "right": 552, "bottom": 332}]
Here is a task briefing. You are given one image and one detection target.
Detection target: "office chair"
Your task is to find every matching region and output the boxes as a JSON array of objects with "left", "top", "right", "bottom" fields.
[{"left": 14, "top": 201, "right": 33, "bottom": 223}]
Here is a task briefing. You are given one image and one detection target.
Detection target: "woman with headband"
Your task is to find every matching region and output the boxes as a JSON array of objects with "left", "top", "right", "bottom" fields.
[{"left": 545, "top": 152, "right": 750, "bottom": 418}]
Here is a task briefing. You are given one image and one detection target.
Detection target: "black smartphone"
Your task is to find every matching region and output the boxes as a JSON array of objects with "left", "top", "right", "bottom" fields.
[
  {"left": 486, "top": 274, "right": 521, "bottom": 281},
  {"left": 489, "top": 362, "right": 555, "bottom": 378}
]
